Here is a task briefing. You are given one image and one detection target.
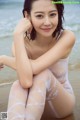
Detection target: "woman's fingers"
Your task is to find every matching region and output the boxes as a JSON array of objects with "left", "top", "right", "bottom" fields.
[
  {"left": 14, "top": 18, "right": 33, "bottom": 35},
  {"left": 0, "top": 64, "right": 4, "bottom": 70}
]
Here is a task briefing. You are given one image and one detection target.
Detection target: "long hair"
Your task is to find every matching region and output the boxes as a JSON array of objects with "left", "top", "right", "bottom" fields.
[{"left": 23, "top": 0, "right": 64, "bottom": 40}]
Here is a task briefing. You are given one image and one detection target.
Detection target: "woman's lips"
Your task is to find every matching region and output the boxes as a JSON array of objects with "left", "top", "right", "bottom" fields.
[{"left": 41, "top": 28, "right": 51, "bottom": 32}]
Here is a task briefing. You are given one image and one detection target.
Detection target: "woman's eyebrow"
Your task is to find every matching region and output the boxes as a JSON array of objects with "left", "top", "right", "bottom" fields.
[{"left": 34, "top": 10, "right": 57, "bottom": 14}]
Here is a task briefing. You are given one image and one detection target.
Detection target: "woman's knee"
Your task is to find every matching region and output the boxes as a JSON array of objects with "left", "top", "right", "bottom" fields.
[
  {"left": 11, "top": 80, "right": 21, "bottom": 90},
  {"left": 34, "top": 69, "right": 52, "bottom": 81},
  {"left": 33, "top": 69, "right": 56, "bottom": 90},
  {"left": 32, "top": 69, "right": 50, "bottom": 88},
  {"left": 10, "top": 80, "right": 28, "bottom": 97}
]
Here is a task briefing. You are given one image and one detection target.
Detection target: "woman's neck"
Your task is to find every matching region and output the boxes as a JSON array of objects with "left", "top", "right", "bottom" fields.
[{"left": 35, "top": 34, "right": 55, "bottom": 48}]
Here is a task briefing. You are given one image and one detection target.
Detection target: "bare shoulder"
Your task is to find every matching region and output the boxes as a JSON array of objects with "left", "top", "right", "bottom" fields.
[
  {"left": 56, "top": 29, "right": 76, "bottom": 58},
  {"left": 63, "top": 29, "right": 76, "bottom": 38},
  {"left": 61, "top": 29, "right": 76, "bottom": 46}
]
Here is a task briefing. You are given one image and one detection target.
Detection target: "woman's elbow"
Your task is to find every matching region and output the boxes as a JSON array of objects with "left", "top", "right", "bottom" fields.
[{"left": 20, "top": 78, "right": 33, "bottom": 89}]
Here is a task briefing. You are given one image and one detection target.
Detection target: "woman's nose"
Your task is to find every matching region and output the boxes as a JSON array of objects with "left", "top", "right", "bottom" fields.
[{"left": 44, "top": 16, "right": 51, "bottom": 25}]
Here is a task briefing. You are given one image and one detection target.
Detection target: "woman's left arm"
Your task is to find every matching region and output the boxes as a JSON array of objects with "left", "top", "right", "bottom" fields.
[{"left": 30, "top": 30, "right": 76, "bottom": 75}]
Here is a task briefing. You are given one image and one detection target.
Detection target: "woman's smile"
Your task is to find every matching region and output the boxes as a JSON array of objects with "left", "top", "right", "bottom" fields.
[{"left": 41, "top": 28, "right": 52, "bottom": 32}]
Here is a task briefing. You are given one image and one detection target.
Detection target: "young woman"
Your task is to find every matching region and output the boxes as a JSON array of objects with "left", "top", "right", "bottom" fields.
[{"left": 0, "top": 0, "right": 76, "bottom": 119}]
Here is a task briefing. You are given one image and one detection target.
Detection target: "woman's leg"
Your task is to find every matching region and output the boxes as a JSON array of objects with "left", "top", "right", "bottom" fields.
[
  {"left": 7, "top": 69, "right": 75, "bottom": 120},
  {"left": 7, "top": 80, "right": 28, "bottom": 120},
  {"left": 25, "top": 69, "right": 75, "bottom": 119},
  {"left": 25, "top": 71, "right": 47, "bottom": 120},
  {"left": 42, "top": 70, "right": 75, "bottom": 119},
  {"left": 25, "top": 69, "right": 58, "bottom": 120}
]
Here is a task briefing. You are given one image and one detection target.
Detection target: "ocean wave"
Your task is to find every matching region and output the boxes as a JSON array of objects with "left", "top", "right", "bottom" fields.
[
  {"left": 69, "top": 62, "right": 80, "bottom": 71},
  {"left": 0, "top": 24, "right": 79, "bottom": 41},
  {"left": 72, "top": 26, "right": 80, "bottom": 31},
  {"left": 0, "top": 34, "right": 12, "bottom": 40},
  {"left": 0, "top": 75, "right": 17, "bottom": 87},
  {"left": 0, "top": 82, "right": 13, "bottom": 87},
  {"left": 64, "top": 25, "right": 80, "bottom": 32}
]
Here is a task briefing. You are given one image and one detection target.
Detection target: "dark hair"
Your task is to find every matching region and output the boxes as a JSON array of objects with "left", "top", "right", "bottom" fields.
[{"left": 22, "top": 0, "right": 64, "bottom": 40}]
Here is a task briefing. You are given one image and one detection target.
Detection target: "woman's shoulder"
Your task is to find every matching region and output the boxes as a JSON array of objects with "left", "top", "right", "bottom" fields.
[
  {"left": 63, "top": 29, "right": 75, "bottom": 35},
  {"left": 62, "top": 29, "right": 76, "bottom": 41},
  {"left": 56, "top": 29, "right": 76, "bottom": 59},
  {"left": 60, "top": 29, "right": 76, "bottom": 46}
]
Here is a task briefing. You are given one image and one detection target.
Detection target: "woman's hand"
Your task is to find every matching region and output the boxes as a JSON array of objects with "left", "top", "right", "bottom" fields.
[
  {"left": 14, "top": 18, "right": 33, "bottom": 35},
  {"left": 0, "top": 55, "right": 16, "bottom": 71},
  {"left": 0, "top": 64, "right": 4, "bottom": 70},
  {"left": 0, "top": 55, "right": 5, "bottom": 70}
]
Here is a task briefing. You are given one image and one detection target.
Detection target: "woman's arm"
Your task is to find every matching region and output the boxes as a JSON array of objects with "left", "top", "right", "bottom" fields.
[
  {"left": 0, "top": 41, "right": 16, "bottom": 70},
  {"left": 13, "top": 18, "right": 33, "bottom": 88},
  {"left": 11, "top": 30, "right": 76, "bottom": 75},
  {"left": 0, "top": 42, "right": 17, "bottom": 71},
  {"left": 1, "top": 55, "right": 16, "bottom": 70},
  {"left": 30, "top": 30, "right": 76, "bottom": 75},
  {"left": 2, "top": 40, "right": 31, "bottom": 71}
]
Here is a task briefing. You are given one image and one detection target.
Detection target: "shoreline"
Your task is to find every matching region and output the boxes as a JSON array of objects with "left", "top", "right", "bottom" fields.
[{"left": 0, "top": 82, "right": 13, "bottom": 87}]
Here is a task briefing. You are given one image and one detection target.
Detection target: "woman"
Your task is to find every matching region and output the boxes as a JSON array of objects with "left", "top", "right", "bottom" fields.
[{"left": 0, "top": 0, "right": 76, "bottom": 119}]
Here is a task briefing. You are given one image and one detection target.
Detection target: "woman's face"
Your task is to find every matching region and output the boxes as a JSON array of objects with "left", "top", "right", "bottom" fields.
[{"left": 30, "top": 0, "right": 58, "bottom": 38}]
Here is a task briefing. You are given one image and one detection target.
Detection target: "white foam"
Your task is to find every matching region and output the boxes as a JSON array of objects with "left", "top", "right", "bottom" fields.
[{"left": 0, "top": 82, "right": 13, "bottom": 87}]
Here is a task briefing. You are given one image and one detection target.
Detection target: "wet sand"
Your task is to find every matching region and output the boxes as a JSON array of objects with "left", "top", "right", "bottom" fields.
[{"left": 0, "top": 69, "right": 80, "bottom": 120}]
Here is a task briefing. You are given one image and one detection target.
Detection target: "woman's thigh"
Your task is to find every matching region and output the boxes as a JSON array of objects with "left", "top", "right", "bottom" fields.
[
  {"left": 11, "top": 69, "right": 75, "bottom": 119},
  {"left": 41, "top": 70, "right": 75, "bottom": 119}
]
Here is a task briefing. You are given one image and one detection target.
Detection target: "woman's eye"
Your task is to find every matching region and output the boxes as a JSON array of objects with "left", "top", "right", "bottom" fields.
[
  {"left": 36, "top": 15, "right": 43, "bottom": 18},
  {"left": 50, "top": 13, "right": 56, "bottom": 17}
]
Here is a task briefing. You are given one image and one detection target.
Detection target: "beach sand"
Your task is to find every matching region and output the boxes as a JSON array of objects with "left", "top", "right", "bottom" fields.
[{"left": 0, "top": 69, "right": 80, "bottom": 120}]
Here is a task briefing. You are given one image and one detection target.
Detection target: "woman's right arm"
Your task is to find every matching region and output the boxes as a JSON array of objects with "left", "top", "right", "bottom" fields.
[
  {"left": 0, "top": 39, "right": 33, "bottom": 89},
  {"left": 13, "top": 18, "right": 33, "bottom": 88}
]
